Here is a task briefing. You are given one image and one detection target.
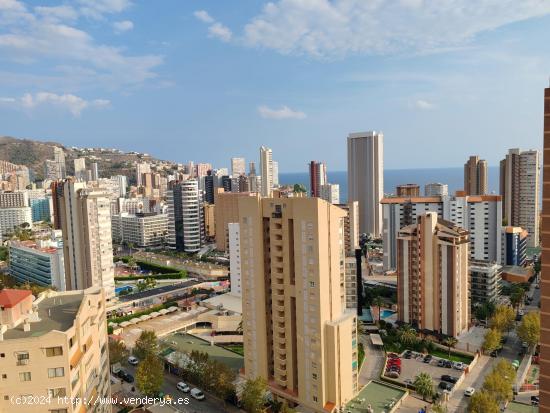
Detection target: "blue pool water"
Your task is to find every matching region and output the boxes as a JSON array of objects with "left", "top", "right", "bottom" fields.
[
  {"left": 359, "top": 308, "right": 374, "bottom": 323},
  {"left": 380, "top": 309, "right": 396, "bottom": 319}
]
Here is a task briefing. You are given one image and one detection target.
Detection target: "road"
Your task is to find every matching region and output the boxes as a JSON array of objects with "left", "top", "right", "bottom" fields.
[{"left": 122, "top": 364, "right": 242, "bottom": 413}]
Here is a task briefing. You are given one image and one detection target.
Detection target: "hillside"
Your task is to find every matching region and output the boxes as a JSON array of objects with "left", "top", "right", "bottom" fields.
[{"left": 0, "top": 136, "right": 163, "bottom": 183}]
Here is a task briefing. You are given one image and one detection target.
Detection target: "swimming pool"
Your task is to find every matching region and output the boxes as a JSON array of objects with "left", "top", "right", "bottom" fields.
[
  {"left": 359, "top": 308, "right": 374, "bottom": 323},
  {"left": 380, "top": 309, "right": 397, "bottom": 319}
]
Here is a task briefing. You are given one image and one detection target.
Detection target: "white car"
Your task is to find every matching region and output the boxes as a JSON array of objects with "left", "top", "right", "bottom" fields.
[
  {"left": 190, "top": 388, "right": 205, "bottom": 400},
  {"left": 464, "top": 387, "right": 475, "bottom": 397},
  {"left": 177, "top": 382, "right": 190, "bottom": 393},
  {"left": 128, "top": 356, "right": 139, "bottom": 366},
  {"left": 453, "top": 362, "right": 465, "bottom": 370}
]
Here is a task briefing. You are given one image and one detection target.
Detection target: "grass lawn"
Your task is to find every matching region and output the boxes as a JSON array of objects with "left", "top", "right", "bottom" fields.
[
  {"left": 429, "top": 348, "right": 473, "bottom": 364},
  {"left": 222, "top": 344, "right": 244, "bottom": 356}
]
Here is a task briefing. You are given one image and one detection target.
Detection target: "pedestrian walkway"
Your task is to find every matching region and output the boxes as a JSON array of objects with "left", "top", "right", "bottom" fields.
[{"left": 359, "top": 334, "right": 385, "bottom": 386}]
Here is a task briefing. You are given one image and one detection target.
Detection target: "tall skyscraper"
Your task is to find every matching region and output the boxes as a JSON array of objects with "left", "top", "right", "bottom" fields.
[
  {"left": 136, "top": 162, "right": 151, "bottom": 186},
  {"left": 204, "top": 171, "right": 215, "bottom": 204},
  {"left": 260, "top": 146, "right": 274, "bottom": 197},
  {"left": 272, "top": 160, "right": 279, "bottom": 187},
  {"left": 53, "top": 146, "right": 66, "bottom": 178},
  {"left": 500, "top": 148, "right": 540, "bottom": 247},
  {"left": 397, "top": 212, "right": 469, "bottom": 337},
  {"left": 59, "top": 180, "right": 115, "bottom": 300},
  {"left": 347, "top": 131, "right": 384, "bottom": 236},
  {"left": 231, "top": 157, "right": 246, "bottom": 177},
  {"left": 239, "top": 196, "right": 358, "bottom": 411},
  {"left": 73, "top": 157, "right": 87, "bottom": 181},
  {"left": 540, "top": 86, "right": 550, "bottom": 413},
  {"left": 320, "top": 183, "right": 340, "bottom": 204},
  {"left": 424, "top": 182, "right": 448, "bottom": 197},
  {"left": 166, "top": 179, "right": 204, "bottom": 253},
  {"left": 464, "top": 155, "right": 488, "bottom": 195},
  {"left": 309, "top": 161, "right": 327, "bottom": 197},
  {"left": 91, "top": 162, "right": 99, "bottom": 181}
]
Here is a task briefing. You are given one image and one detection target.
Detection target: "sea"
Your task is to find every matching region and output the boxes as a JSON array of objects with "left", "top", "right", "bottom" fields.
[{"left": 279, "top": 166, "right": 501, "bottom": 203}]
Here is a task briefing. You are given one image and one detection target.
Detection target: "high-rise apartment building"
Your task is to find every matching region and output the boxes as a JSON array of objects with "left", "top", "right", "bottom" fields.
[
  {"left": 396, "top": 184, "right": 420, "bottom": 197},
  {"left": 464, "top": 155, "right": 488, "bottom": 195},
  {"left": 500, "top": 148, "right": 540, "bottom": 247},
  {"left": 111, "top": 212, "right": 168, "bottom": 248},
  {"left": 320, "top": 183, "right": 340, "bottom": 204},
  {"left": 231, "top": 157, "right": 246, "bottom": 177},
  {"left": 239, "top": 196, "right": 358, "bottom": 412},
  {"left": 501, "top": 226, "right": 528, "bottom": 266},
  {"left": 0, "top": 206, "right": 32, "bottom": 242},
  {"left": 91, "top": 162, "right": 99, "bottom": 181},
  {"left": 272, "top": 161, "right": 279, "bottom": 187},
  {"left": 54, "top": 146, "right": 66, "bottom": 178},
  {"left": 204, "top": 171, "right": 215, "bottom": 203},
  {"left": 166, "top": 179, "right": 204, "bottom": 253},
  {"left": 539, "top": 86, "right": 550, "bottom": 413},
  {"left": 382, "top": 194, "right": 502, "bottom": 271},
  {"left": 337, "top": 201, "right": 360, "bottom": 256},
  {"left": 228, "top": 222, "right": 242, "bottom": 296},
  {"left": 73, "top": 158, "right": 87, "bottom": 181},
  {"left": 260, "top": 146, "right": 274, "bottom": 197},
  {"left": 397, "top": 213, "right": 469, "bottom": 337},
  {"left": 136, "top": 162, "right": 151, "bottom": 186},
  {"left": 59, "top": 180, "right": 115, "bottom": 300},
  {"left": 214, "top": 189, "right": 256, "bottom": 252},
  {"left": 0, "top": 287, "right": 111, "bottom": 413},
  {"left": 347, "top": 131, "right": 384, "bottom": 236},
  {"left": 425, "top": 183, "right": 449, "bottom": 197},
  {"left": 470, "top": 260, "right": 502, "bottom": 306},
  {"left": 309, "top": 161, "right": 327, "bottom": 197},
  {"left": 0, "top": 190, "right": 28, "bottom": 207}
]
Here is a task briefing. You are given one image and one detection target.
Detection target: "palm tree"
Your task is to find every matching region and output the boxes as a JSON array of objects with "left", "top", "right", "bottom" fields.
[
  {"left": 443, "top": 337, "right": 458, "bottom": 357},
  {"left": 398, "top": 325, "right": 418, "bottom": 347},
  {"left": 373, "top": 295, "right": 384, "bottom": 323},
  {"left": 413, "top": 372, "right": 434, "bottom": 401}
]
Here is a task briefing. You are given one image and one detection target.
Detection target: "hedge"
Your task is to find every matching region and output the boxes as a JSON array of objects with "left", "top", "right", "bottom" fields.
[
  {"left": 115, "top": 256, "right": 186, "bottom": 276},
  {"left": 114, "top": 272, "right": 186, "bottom": 282}
]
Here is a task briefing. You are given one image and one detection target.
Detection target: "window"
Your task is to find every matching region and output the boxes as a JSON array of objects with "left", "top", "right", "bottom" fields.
[
  {"left": 313, "top": 396, "right": 318, "bottom": 402},
  {"left": 48, "top": 388, "right": 66, "bottom": 398},
  {"left": 19, "top": 372, "right": 31, "bottom": 382},
  {"left": 46, "top": 347, "right": 63, "bottom": 357},
  {"left": 48, "top": 367, "right": 65, "bottom": 378},
  {"left": 0, "top": 353, "right": 4, "bottom": 358},
  {"left": 309, "top": 281, "right": 315, "bottom": 288},
  {"left": 1, "top": 374, "right": 6, "bottom": 379},
  {"left": 312, "top": 373, "right": 317, "bottom": 380},
  {"left": 16, "top": 352, "right": 29, "bottom": 365}
]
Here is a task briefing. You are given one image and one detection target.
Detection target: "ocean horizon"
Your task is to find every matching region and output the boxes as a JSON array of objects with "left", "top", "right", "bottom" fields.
[{"left": 280, "top": 166, "right": 501, "bottom": 203}]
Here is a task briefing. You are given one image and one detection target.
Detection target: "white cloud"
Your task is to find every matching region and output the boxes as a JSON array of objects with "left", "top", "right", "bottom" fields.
[
  {"left": 113, "top": 20, "right": 133, "bottom": 33},
  {"left": 77, "top": 0, "right": 132, "bottom": 19},
  {"left": 413, "top": 99, "right": 436, "bottom": 110},
  {"left": 0, "top": 1, "right": 162, "bottom": 87},
  {"left": 194, "top": 10, "right": 214, "bottom": 24},
  {"left": 0, "top": 92, "right": 110, "bottom": 116},
  {"left": 258, "top": 105, "right": 306, "bottom": 120},
  {"left": 35, "top": 5, "right": 78, "bottom": 22},
  {"left": 237, "top": 0, "right": 550, "bottom": 57},
  {"left": 208, "top": 22, "right": 232, "bottom": 42}
]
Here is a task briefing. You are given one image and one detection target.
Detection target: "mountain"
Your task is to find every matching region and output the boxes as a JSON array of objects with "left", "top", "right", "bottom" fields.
[{"left": 0, "top": 136, "right": 163, "bottom": 183}]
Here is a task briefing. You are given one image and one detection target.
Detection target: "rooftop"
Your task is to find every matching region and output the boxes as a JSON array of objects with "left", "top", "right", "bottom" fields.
[
  {"left": 4, "top": 292, "right": 84, "bottom": 340},
  {"left": 0, "top": 289, "right": 31, "bottom": 308}
]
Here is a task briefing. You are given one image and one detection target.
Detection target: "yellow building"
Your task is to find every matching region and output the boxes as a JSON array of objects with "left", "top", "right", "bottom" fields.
[
  {"left": 239, "top": 196, "right": 358, "bottom": 412},
  {"left": 214, "top": 189, "right": 256, "bottom": 252},
  {"left": 0, "top": 287, "right": 111, "bottom": 413}
]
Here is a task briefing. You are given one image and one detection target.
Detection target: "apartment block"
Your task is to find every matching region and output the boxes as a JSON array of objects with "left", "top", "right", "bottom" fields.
[
  {"left": 397, "top": 213, "right": 469, "bottom": 337},
  {"left": 319, "top": 183, "right": 340, "bottom": 205},
  {"left": 396, "top": 184, "right": 420, "bottom": 197},
  {"left": 309, "top": 161, "right": 327, "bottom": 198},
  {"left": 501, "top": 226, "right": 528, "bottom": 266},
  {"left": 9, "top": 240, "right": 66, "bottom": 290},
  {"left": 239, "top": 196, "right": 358, "bottom": 412},
  {"left": 111, "top": 212, "right": 168, "bottom": 248},
  {"left": 214, "top": 189, "right": 256, "bottom": 252},
  {"left": 228, "top": 222, "right": 242, "bottom": 296},
  {"left": 0, "top": 191, "right": 28, "bottom": 208},
  {"left": 500, "top": 148, "right": 540, "bottom": 247},
  {"left": 470, "top": 260, "right": 502, "bottom": 306},
  {"left": 0, "top": 206, "right": 32, "bottom": 242},
  {"left": 336, "top": 202, "right": 360, "bottom": 256},
  {"left": 464, "top": 155, "right": 488, "bottom": 195},
  {"left": 382, "top": 194, "right": 501, "bottom": 271},
  {"left": 424, "top": 183, "right": 448, "bottom": 197},
  {"left": 0, "top": 287, "right": 111, "bottom": 413}
]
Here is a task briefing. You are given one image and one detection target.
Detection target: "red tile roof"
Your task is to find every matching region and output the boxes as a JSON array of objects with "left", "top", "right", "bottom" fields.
[{"left": 0, "top": 289, "right": 32, "bottom": 308}]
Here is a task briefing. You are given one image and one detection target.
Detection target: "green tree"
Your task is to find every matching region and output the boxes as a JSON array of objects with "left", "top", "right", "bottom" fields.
[
  {"left": 373, "top": 295, "right": 384, "bottom": 322},
  {"left": 108, "top": 340, "right": 129, "bottom": 365},
  {"left": 482, "top": 328, "right": 502, "bottom": 353},
  {"left": 442, "top": 337, "right": 458, "bottom": 357},
  {"left": 398, "top": 325, "right": 418, "bottom": 347},
  {"left": 240, "top": 377, "right": 267, "bottom": 413},
  {"left": 413, "top": 372, "right": 434, "bottom": 401},
  {"left": 210, "top": 360, "right": 236, "bottom": 402},
  {"left": 482, "top": 371, "right": 513, "bottom": 403},
  {"left": 133, "top": 330, "right": 159, "bottom": 360},
  {"left": 135, "top": 354, "right": 164, "bottom": 396},
  {"left": 468, "top": 390, "right": 499, "bottom": 413},
  {"left": 490, "top": 305, "right": 515, "bottom": 332},
  {"left": 517, "top": 311, "right": 540, "bottom": 348},
  {"left": 510, "top": 286, "right": 526, "bottom": 310},
  {"left": 493, "top": 359, "right": 516, "bottom": 384},
  {"left": 474, "top": 301, "right": 496, "bottom": 322}
]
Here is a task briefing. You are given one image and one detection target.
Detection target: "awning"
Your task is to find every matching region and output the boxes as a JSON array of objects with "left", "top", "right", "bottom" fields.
[{"left": 370, "top": 334, "right": 384, "bottom": 346}]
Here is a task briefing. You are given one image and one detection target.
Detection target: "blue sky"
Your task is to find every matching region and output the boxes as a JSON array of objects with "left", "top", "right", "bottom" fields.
[{"left": 1, "top": 0, "right": 550, "bottom": 172}]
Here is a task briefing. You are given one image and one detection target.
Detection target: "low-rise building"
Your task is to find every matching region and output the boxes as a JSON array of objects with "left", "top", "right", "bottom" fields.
[
  {"left": 112, "top": 212, "right": 168, "bottom": 248},
  {"left": 9, "top": 240, "right": 66, "bottom": 290},
  {"left": 470, "top": 260, "right": 502, "bottom": 305},
  {"left": 0, "top": 287, "right": 111, "bottom": 413}
]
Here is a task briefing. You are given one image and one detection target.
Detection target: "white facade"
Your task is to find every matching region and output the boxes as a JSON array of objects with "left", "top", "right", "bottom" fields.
[
  {"left": 260, "top": 146, "right": 273, "bottom": 197},
  {"left": 231, "top": 157, "right": 246, "bottom": 177},
  {"left": 111, "top": 175, "right": 128, "bottom": 197},
  {"left": 272, "top": 160, "right": 279, "bottom": 187},
  {"left": 0, "top": 207, "right": 32, "bottom": 241},
  {"left": 320, "top": 183, "right": 340, "bottom": 204},
  {"left": 112, "top": 212, "right": 168, "bottom": 248},
  {"left": 73, "top": 157, "right": 87, "bottom": 181},
  {"left": 347, "top": 131, "right": 384, "bottom": 236},
  {"left": 228, "top": 222, "right": 242, "bottom": 296},
  {"left": 382, "top": 194, "right": 502, "bottom": 270},
  {"left": 0, "top": 191, "right": 28, "bottom": 207},
  {"left": 424, "top": 183, "right": 449, "bottom": 197},
  {"left": 136, "top": 162, "right": 151, "bottom": 186}
]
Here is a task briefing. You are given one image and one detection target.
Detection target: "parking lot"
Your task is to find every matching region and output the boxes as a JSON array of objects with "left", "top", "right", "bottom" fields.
[{"left": 385, "top": 351, "right": 467, "bottom": 395}]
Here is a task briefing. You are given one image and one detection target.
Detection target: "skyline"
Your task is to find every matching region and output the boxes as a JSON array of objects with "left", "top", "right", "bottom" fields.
[{"left": 0, "top": 1, "right": 549, "bottom": 171}]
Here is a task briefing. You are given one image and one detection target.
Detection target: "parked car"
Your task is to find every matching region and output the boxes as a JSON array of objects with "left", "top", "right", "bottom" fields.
[
  {"left": 177, "top": 382, "right": 190, "bottom": 393},
  {"left": 464, "top": 387, "right": 475, "bottom": 397},
  {"left": 444, "top": 360, "right": 453, "bottom": 368},
  {"left": 118, "top": 371, "right": 134, "bottom": 383},
  {"left": 531, "top": 396, "right": 540, "bottom": 406},
  {"left": 190, "top": 388, "right": 205, "bottom": 401},
  {"left": 441, "top": 375, "right": 458, "bottom": 384},
  {"left": 423, "top": 355, "right": 433, "bottom": 363},
  {"left": 128, "top": 356, "right": 139, "bottom": 366},
  {"left": 404, "top": 350, "right": 413, "bottom": 359},
  {"left": 490, "top": 349, "right": 499, "bottom": 357},
  {"left": 452, "top": 362, "right": 465, "bottom": 370},
  {"left": 437, "top": 359, "right": 447, "bottom": 367},
  {"left": 438, "top": 381, "right": 453, "bottom": 391}
]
